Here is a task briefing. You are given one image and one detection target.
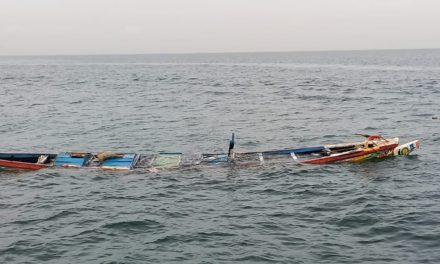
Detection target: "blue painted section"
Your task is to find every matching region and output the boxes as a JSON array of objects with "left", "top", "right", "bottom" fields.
[
  {"left": 54, "top": 153, "right": 89, "bottom": 167},
  {"left": 262, "top": 146, "right": 325, "bottom": 155},
  {"left": 102, "top": 154, "right": 137, "bottom": 169}
]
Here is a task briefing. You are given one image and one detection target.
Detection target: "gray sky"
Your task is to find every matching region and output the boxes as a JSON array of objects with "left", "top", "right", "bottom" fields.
[{"left": 1, "top": 0, "right": 439, "bottom": 55}]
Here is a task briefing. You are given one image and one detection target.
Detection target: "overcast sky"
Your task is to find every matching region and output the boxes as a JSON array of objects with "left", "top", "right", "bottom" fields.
[{"left": 0, "top": 0, "right": 439, "bottom": 55}]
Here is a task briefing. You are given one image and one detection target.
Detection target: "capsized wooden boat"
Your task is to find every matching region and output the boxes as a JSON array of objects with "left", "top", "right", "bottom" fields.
[
  {"left": 0, "top": 134, "right": 420, "bottom": 171},
  {"left": 0, "top": 153, "right": 57, "bottom": 170},
  {"left": 231, "top": 136, "right": 420, "bottom": 165},
  {"left": 0, "top": 152, "right": 139, "bottom": 171}
]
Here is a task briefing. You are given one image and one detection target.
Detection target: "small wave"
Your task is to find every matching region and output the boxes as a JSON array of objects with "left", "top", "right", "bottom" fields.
[
  {"left": 197, "top": 231, "right": 236, "bottom": 237},
  {"left": 248, "top": 188, "right": 288, "bottom": 195},
  {"left": 212, "top": 82, "right": 223, "bottom": 87},
  {"left": 336, "top": 214, "right": 380, "bottom": 228},
  {"left": 0, "top": 239, "right": 43, "bottom": 255},
  {"left": 203, "top": 90, "right": 231, "bottom": 96},
  {"left": 233, "top": 255, "right": 277, "bottom": 262},
  {"left": 102, "top": 219, "right": 164, "bottom": 231},
  {"left": 46, "top": 210, "right": 79, "bottom": 221},
  {"left": 29, "top": 103, "right": 44, "bottom": 107},
  {"left": 8, "top": 210, "right": 78, "bottom": 225}
]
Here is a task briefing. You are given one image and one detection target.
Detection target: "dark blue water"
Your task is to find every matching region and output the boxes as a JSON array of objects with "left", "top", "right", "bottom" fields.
[{"left": 1, "top": 49, "right": 440, "bottom": 263}]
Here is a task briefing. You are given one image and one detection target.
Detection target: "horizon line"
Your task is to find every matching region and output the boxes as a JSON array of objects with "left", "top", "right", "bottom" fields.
[{"left": 1, "top": 47, "right": 439, "bottom": 58}]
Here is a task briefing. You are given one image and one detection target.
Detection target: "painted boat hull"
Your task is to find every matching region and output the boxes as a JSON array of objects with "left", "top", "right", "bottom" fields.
[
  {"left": 302, "top": 143, "right": 398, "bottom": 164},
  {"left": 0, "top": 137, "right": 420, "bottom": 171},
  {"left": 0, "top": 159, "right": 51, "bottom": 170},
  {"left": 233, "top": 138, "right": 403, "bottom": 165},
  {"left": 393, "top": 140, "right": 420, "bottom": 156},
  {"left": 0, "top": 153, "right": 55, "bottom": 170}
]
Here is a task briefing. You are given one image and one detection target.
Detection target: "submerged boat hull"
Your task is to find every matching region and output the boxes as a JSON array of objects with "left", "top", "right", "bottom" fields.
[
  {"left": 0, "top": 159, "right": 51, "bottom": 170},
  {"left": 0, "top": 153, "right": 55, "bottom": 170},
  {"left": 0, "top": 137, "right": 420, "bottom": 171},
  {"left": 302, "top": 143, "right": 398, "bottom": 164}
]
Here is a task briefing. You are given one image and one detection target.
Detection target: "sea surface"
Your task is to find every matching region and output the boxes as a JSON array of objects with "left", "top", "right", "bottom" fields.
[{"left": 1, "top": 49, "right": 440, "bottom": 263}]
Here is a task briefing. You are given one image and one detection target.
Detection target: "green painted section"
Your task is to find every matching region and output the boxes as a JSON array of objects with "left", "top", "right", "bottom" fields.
[{"left": 152, "top": 154, "right": 181, "bottom": 168}]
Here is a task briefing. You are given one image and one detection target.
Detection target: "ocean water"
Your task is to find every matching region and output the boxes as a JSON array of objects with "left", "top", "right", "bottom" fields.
[{"left": 0, "top": 49, "right": 439, "bottom": 263}]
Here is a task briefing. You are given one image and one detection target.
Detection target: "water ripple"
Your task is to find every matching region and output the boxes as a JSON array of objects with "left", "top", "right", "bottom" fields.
[{"left": 1, "top": 50, "right": 439, "bottom": 263}]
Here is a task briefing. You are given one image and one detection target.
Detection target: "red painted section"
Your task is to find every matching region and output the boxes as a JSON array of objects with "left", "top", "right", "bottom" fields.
[
  {"left": 301, "top": 143, "right": 398, "bottom": 165},
  {"left": 367, "top": 134, "right": 381, "bottom": 140},
  {"left": 0, "top": 159, "right": 50, "bottom": 170}
]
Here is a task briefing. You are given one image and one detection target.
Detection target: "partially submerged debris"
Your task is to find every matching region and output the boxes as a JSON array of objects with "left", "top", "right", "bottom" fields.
[{"left": 0, "top": 134, "right": 420, "bottom": 172}]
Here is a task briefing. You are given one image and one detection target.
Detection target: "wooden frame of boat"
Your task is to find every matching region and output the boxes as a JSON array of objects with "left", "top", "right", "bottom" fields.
[
  {"left": 0, "top": 135, "right": 420, "bottom": 171},
  {"left": 0, "top": 153, "right": 57, "bottom": 170}
]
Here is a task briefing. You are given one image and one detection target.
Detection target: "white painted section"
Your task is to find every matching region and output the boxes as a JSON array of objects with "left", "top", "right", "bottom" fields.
[
  {"left": 290, "top": 152, "right": 298, "bottom": 161},
  {"left": 259, "top": 153, "right": 264, "bottom": 164}
]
